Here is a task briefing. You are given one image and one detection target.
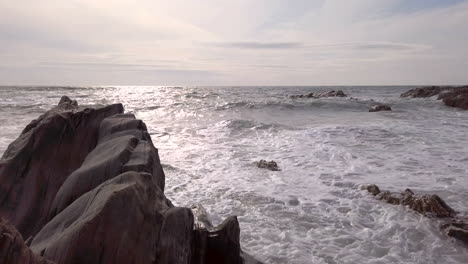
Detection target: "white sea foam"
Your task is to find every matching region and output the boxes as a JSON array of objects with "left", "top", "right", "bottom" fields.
[{"left": 1, "top": 86, "right": 468, "bottom": 263}]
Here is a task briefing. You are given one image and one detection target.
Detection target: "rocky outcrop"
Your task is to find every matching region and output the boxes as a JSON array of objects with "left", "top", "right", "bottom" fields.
[
  {"left": 290, "top": 90, "right": 347, "bottom": 99},
  {"left": 0, "top": 96, "right": 124, "bottom": 238},
  {"left": 0, "top": 217, "right": 54, "bottom": 264},
  {"left": 400, "top": 86, "right": 452, "bottom": 98},
  {"left": 369, "top": 104, "right": 392, "bottom": 112},
  {"left": 255, "top": 160, "right": 280, "bottom": 171},
  {"left": 365, "top": 184, "right": 468, "bottom": 245},
  {"left": 400, "top": 86, "right": 468, "bottom": 110},
  {"left": 0, "top": 97, "right": 259, "bottom": 264}
]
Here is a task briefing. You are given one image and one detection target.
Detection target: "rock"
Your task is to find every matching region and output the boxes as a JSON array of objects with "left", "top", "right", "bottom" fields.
[
  {"left": 400, "top": 86, "right": 468, "bottom": 110},
  {"left": 49, "top": 114, "right": 165, "bottom": 218},
  {"left": 441, "top": 220, "right": 468, "bottom": 244},
  {"left": 400, "top": 86, "right": 452, "bottom": 98},
  {"left": 1, "top": 97, "right": 258, "bottom": 264},
  {"left": 205, "top": 216, "right": 242, "bottom": 264},
  {"left": 31, "top": 172, "right": 169, "bottom": 264},
  {"left": 369, "top": 104, "right": 392, "bottom": 112},
  {"left": 0, "top": 217, "right": 54, "bottom": 264},
  {"left": 365, "top": 184, "right": 468, "bottom": 245},
  {"left": 290, "top": 90, "right": 347, "bottom": 99},
  {"left": 156, "top": 207, "right": 194, "bottom": 264},
  {"left": 440, "top": 87, "right": 468, "bottom": 110},
  {"left": 255, "top": 160, "right": 280, "bottom": 171},
  {"left": 0, "top": 101, "right": 124, "bottom": 238},
  {"left": 365, "top": 184, "right": 381, "bottom": 196}
]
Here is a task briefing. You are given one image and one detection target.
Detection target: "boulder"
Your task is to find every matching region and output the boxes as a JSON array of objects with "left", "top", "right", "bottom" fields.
[
  {"left": 255, "top": 160, "right": 280, "bottom": 171},
  {"left": 0, "top": 217, "right": 54, "bottom": 264},
  {"left": 369, "top": 104, "right": 392, "bottom": 112},
  {"left": 0, "top": 100, "right": 123, "bottom": 238}
]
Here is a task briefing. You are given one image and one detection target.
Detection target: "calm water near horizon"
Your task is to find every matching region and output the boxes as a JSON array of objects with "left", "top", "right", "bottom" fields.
[{"left": 1, "top": 86, "right": 468, "bottom": 264}]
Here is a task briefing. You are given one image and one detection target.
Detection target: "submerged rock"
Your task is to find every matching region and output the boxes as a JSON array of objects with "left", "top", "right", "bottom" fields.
[
  {"left": 365, "top": 184, "right": 468, "bottom": 245},
  {"left": 0, "top": 97, "right": 260, "bottom": 264},
  {"left": 255, "top": 160, "right": 280, "bottom": 171},
  {"left": 290, "top": 90, "right": 347, "bottom": 99},
  {"left": 369, "top": 104, "right": 392, "bottom": 112}
]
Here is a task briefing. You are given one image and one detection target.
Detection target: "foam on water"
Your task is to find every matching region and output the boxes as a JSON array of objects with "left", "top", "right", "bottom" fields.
[{"left": 1, "top": 86, "right": 468, "bottom": 263}]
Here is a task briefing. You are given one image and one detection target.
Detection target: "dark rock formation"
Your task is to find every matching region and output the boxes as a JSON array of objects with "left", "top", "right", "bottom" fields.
[
  {"left": 365, "top": 184, "right": 468, "bottom": 245},
  {"left": 290, "top": 90, "right": 347, "bottom": 99},
  {"left": 0, "top": 217, "right": 54, "bottom": 264},
  {"left": 255, "top": 160, "right": 280, "bottom": 171},
  {"left": 0, "top": 97, "right": 260, "bottom": 264},
  {"left": 369, "top": 104, "right": 392, "bottom": 112},
  {"left": 400, "top": 86, "right": 468, "bottom": 110},
  {"left": 0, "top": 98, "right": 123, "bottom": 238},
  {"left": 400, "top": 86, "right": 452, "bottom": 98}
]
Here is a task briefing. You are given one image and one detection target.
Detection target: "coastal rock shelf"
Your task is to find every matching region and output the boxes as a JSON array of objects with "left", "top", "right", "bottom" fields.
[
  {"left": 365, "top": 184, "right": 468, "bottom": 245},
  {"left": 0, "top": 96, "right": 260, "bottom": 264},
  {"left": 401, "top": 86, "right": 468, "bottom": 110}
]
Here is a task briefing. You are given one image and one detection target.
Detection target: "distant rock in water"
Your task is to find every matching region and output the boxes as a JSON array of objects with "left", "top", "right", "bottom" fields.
[
  {"left": 0, "top": 97, "right": 261, "bottom": 264},
  {"left": 400, "top": 86, "right": 468, "bottom": 110},
  {"left": 290, "top": 90, "right": 347, "bottom": 99},
  {"left": 255, "top": 160, "right": 280, "bottom": 171},
  {"left": 369, "top": 104, "right": 392, "bottom": 112},
  {"left": 364, "top": 184, "right": 468, "bottom": 245}
]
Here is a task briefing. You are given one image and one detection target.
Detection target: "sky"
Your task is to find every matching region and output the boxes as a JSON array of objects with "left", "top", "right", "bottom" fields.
[{"left": 0, "top": 0, "right": 467, "bottom": 86}]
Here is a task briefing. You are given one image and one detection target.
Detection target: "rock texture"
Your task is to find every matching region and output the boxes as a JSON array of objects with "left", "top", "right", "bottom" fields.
[
  {"left": 400, "top": 86, "right": 468, "bottom": 110},
  {"left": 290, "top": 90, "right": 347, "bottom": 99},
  {"left": 0, "top": 97, "right": 260, "bottom": 264},
  {"left": 255, "top": 160, "right": 280, "bottom": 171},
  {"left": 365, "top": 184, "right": 468, "bottom": 245},
  {"left": 369, "top": 104, "right": 392, "bottom": 112},
  {"left": 0, "top": 96, "right": 124, "bottom": 238},
  {"left": 0, "top": 217, "right": 54, "bottom": 264}
]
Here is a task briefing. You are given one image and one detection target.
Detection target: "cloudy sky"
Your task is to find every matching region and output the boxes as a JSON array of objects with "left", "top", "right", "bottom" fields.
[{"left": 1, "top": 0, "right": 467, "bottom": 85}]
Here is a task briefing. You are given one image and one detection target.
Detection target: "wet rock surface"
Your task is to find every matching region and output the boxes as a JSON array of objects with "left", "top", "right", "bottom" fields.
[
  {"left": 255, "top": 160, "right": 280, "bottom": 171},
  {"left": 401, "top": 86, "right": 468, "bottom": 110},
  {"left": 0, "top": 97, "right": 259, "bottom": 264},
  {"left": 365, "top": 184, "right": 468, "bottom": 245},
  {"left": 290, "top": 90, "right": 347, "bottom": 99},
  {"left": 369, "top": 104, "right": 392, "bottom": 112}
]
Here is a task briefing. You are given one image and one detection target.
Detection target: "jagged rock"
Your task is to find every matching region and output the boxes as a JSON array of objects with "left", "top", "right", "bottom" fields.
[
  {"left": 191, "top": 204, "right": 214, "bottom": 230},
  {"left": 440, "top": 88, "right": 468, "bottom": 110},
  {"left": 369, "top": 104, "right": 392, "bottom": 112},
  {"left": 365, "top": 184, "right": 468, "bottom": 245},
  {"left": 31, "top": 172, "right": 169, "bottom": 264},
  {"left": 49, "top": 114, "right": 165, "bottom": 218},
  {"left": 290, "top": 90, "right": 347, "bottom": 99},
  {"left": 255, "top": 160, "right": 280, "bottom": 171},
  {"left": 1, "top": 97, "right": 259, "bottom": 264},
  {"left": 400, "top": 86, "right": 452, "bottom": 98},
  {"left": 367, "top": 186, "right": 456, "bottom": 218},
  {"left": 400, "top": 86, "right": 468, "bottom": 110},
  {"left": 0, "top": 217, "right": 54, "bottom": 264},
  {"left": 0, "top": 100, "right": 123, "bottom": 238},
  {"left": 156, "top": 207, "right": 194, "bottom": 264}
]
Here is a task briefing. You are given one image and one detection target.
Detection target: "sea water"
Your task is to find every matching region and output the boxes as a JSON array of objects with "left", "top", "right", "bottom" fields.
[{"left": 1, "top": 86, "right": 467, "bottom": 264}]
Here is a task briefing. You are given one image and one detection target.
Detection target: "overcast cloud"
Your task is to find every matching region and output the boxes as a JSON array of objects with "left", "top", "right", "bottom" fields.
[{"left": 0, "top": 0, "right": 467, "bottom": 85}]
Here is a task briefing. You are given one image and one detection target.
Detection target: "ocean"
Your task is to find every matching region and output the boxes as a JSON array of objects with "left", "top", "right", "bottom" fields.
[{"left": 1, "top": 86, "right": 467, "bottom": 264}]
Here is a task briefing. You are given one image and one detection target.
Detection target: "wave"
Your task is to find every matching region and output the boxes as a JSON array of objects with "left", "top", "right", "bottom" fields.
[{"left": 215, "top": 119, "right": 296, "bottom": 133}]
